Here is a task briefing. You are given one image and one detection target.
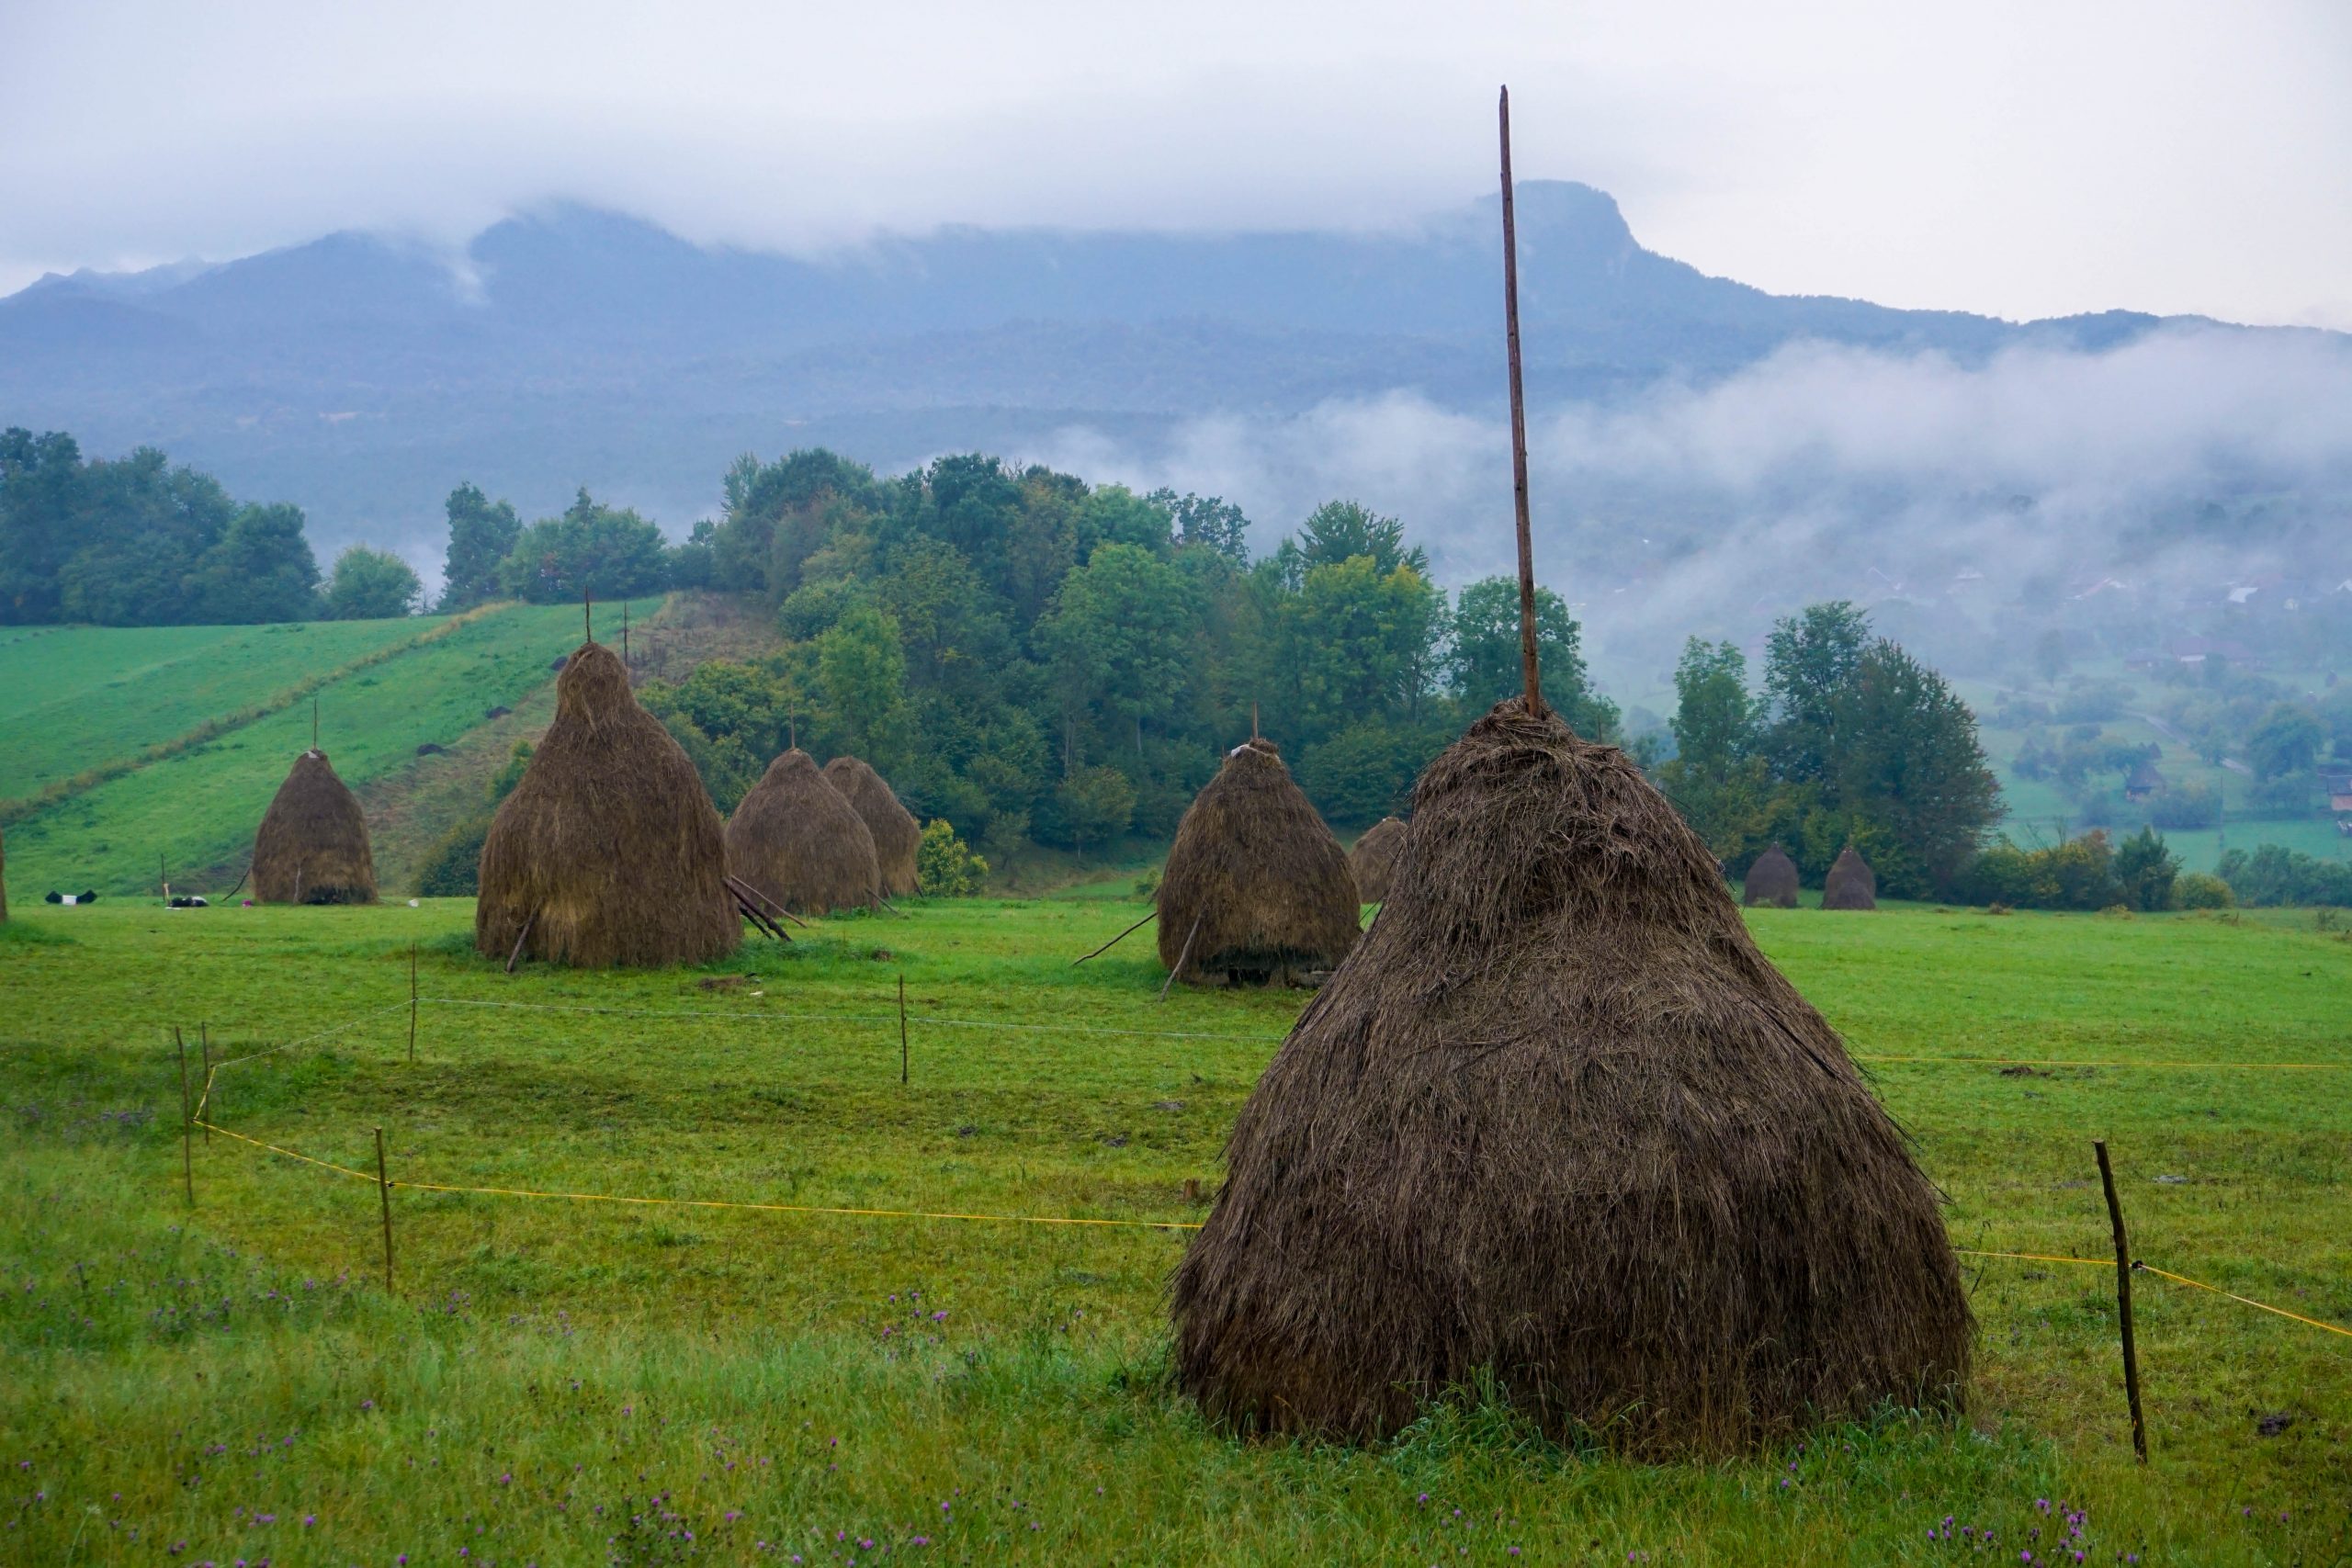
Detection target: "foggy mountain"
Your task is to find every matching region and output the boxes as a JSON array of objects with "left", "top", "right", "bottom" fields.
[{"left": 5, "top": 180, "right": 2348, "bottom": 684}]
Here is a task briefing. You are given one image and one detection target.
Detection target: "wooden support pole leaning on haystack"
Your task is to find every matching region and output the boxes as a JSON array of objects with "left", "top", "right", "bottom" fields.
[
  {"left": 375, "top": 1126, "right": 395, "bottom": 1294},
  {"left": 730, "top": 883, "right": 788, "bottom": 942},
  {"left": 175, "top": 1028, "right": 193, "bottom": 1207},
  {"left": 2095, "top": 1140, "right": 2150, "bottom": 1463},
  {"left": 1073, "top": 908, "right": 1156, "bottom": 964},
  {"left": 505, "top": 910, "right": 535, "bottom": 974},
  {"left": 1159, "top": 912, "right": 1204, "bottom": 1001},
  {"left": 727, "top": 874, "right": 808, "bottom": 931},
  {"left": 1498, "top": 86, "right": 1546, "bottom": 716}
]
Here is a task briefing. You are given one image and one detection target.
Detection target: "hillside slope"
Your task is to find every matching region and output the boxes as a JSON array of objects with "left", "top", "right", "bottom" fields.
[{"left": 0, "top": 599, "right": 662, "bottom": 902}]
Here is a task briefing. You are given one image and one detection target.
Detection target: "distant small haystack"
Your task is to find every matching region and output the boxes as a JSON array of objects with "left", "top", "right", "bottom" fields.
[
  {"left": 476, "top": 641, "right": 738, "bottom": 967},
  {"left": 1743, "top": 844, "right": 1801, "bottom": 908},
  {"left": 253, "top": 750, "right": 378, "bottom": 905},
  {"left": 1170, "top": 700, "right": 1970, "bottom": 1456},
  {"left": 823, "top": 756, "right": 921, "bottom": 898},
  {"left": 1349, "top": 817, "right": 1408, "bottom": 904},
  {"left": 1823, "top": 846, "right": 1878, "bottom": 910},
  {"left": 1156, "top": 738, "right": 1359, "bottom": 986},
  {"left": 729, "top": 750, "right": 880, "bottom": 915}
]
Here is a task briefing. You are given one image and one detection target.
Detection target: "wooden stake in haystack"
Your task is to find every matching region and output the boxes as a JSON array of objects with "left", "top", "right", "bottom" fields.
[
  {"left": 1167, "top": 88, "right": 1971, "bottom": 1457},
  {"left": 1498, "top": 85, "right": 1546, "bottom": 718}
]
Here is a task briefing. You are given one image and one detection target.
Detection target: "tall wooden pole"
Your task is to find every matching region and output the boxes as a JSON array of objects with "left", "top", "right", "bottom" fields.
[
  {"left": 2094, "top": 1140, "right": 2150, "bottom": 1463},
  {"left": 312, "top": 694, "right": 320, "bottom": 750},
  {"left": 584, "top": 586, "right": 593, "bottom": 642},
  {"left": 375, "top": 1126, "right": 395, "bottom": 1294},
  {"left": 175, "top": 1028, "right": 193, "bottom": 1206},
  {"left": 898, "top": 975, "right": 910, "bottom": 1086},
  {"left": 1498, "top": 86, "right": 1546, "bottom": 717},
  {"left": 408, "top": 942, "right": 419, "bottom": 1063},
  {"left": 199, "top": 1024, "right": 210, "bottom": 1141}
]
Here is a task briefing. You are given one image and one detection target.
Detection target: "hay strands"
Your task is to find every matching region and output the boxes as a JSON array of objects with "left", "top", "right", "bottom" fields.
[
  {"left": 726, "top": 874, "right": 811, "bottom": 930},
  {"left": 1073, "top": 908, "right": 1157, "bottom": 964}
]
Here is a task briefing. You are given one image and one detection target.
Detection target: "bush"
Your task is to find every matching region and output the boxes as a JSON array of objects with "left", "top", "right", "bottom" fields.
[
  {"left": 1956, "top": 830, "right": 2117, "bottom": 911},
  {"left": 2216, "top": 845, "right": 2352, "bottom": 908},
  {"left": 2148, "top": 779, "right": 2221, "bottom": 829},
  {"left": 915, "top": 818, "right": 988, "bottom": 897},
  {"left": 2173, "top": 872, "right": 2233, "bottom": 909},
  {"left": 414, "top": 815, "right": 490, "bottom": 897},
  {"left": 2111, "top": 826, "right": 2180, "bottom": 912}
]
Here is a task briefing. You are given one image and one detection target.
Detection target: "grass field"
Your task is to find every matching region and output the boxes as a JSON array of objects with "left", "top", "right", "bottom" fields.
[
  {"left": 4, "top": 893, "right": 2346, "bottom": 1564},
  {"left": 0, "top": 600, "right": 662, "bottom": 904}
]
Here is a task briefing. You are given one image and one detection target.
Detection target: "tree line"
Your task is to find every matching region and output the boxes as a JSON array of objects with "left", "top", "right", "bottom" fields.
[{"left": 0, "top": 430, "right": 429, "bottom": 624}]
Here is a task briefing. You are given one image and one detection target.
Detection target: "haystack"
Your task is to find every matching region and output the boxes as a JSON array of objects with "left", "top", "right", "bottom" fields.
[
  {"left": 728, "top": 750, "right": 880, "bottom": 915},
  {"left": 1348, "top": 816, "right": 1408, "bottom": 903},
  {"left": 1743, "top": 844, "right": 1801, "bottom": 908},
  {"left": 1171, "top": 699, "right": 1970, "bottom": 1455},
  {"left": 476, "top": 641, "right": 738, "bottom": 967},
  {"left": 823, "top": 756, "right": 921, "bottom": 897},
  {"left": 252, "top": 749, "right": 378, "bottom": 904},
  {"left": 1156, "top": 739, "right": 1359, "bottom": 986},
  {"left": 1823, "top": 845, "right": 1879, "bottom": 910}
]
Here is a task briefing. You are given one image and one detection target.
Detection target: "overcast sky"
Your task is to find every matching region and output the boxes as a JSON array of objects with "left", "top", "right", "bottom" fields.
[{"left": 3, "top": 0, "right": 2348, "bottom": 326}]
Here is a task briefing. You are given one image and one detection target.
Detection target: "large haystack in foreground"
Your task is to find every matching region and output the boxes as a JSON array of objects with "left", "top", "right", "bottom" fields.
[
  {"left": 1823, "top": 846, "right": 1879, "bottom": 910},
  {"left": 1743, "top": 843, "right": 1801, "bottom": 908},
  {"left": 728, "top": 750, "right": 879, "bottom": 915},
  {"left": 823, "top": 755, "right": 921, "bottom": 897},
  {"left": 1156, "top": 739, "right": 1359, "bottom": 986},
  {"left": 476, "top": 641, "right": 738, "bottom": 967},
  {"left": 252, "top": 750, "right": 378, "bottom": 904},
  {"left": 1171, "top": 700, "right": 1970, "bottom": 1456},
  {"left": 1348, "top": 817, "right": 1408, "bottom": 904}
]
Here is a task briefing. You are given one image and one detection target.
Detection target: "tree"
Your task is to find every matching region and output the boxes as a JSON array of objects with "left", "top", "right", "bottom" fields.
[
  {"left": 1278, "top": 556, "right": 1446, "bottom": 740},
  {"left": 1035, "top": 543, "right": 1195, "bottom": 755},
  {"left": 1827, "top": 640, "right": 2003, "bottom": 894},
  {"left": 1271, "top": 500, "right": 1427, "bottom": 587},
  {"left": 1658, "top": 637, "right": 1776, "bottom": 862},
  {"left": 2111, "top": 827, "right": 2181, "bottom": 912},
  {"left": 57, "top": 448, "right": 239, "bottom": 625},
  {"left": 1154, "top": 490, "right": 1252, "bottom": 564},
  {"left": 321, "top": 546, "right": 423, "bottom": 619},
  {"left": 0, "top": 427, "right": 85, "bottom": 623},
  {"left": 1761, "top": 602, "right": 1871, "bottom": 784},
  {"left": 496, "top": 489, "right": 671, "bottom": 603},
  {"left": 1448, "top": 577, "right": 1616, "bottom": 735},
  {"left": 436, "top": 482, "right": 521, "bottom": 611},
  {"left": 1053, "top": 764, "right": 1136, "bottom": 856},
  {"left": 816, "top": 605, "right": 908, "bottom": 756},
  {"left": 186, "top": 503, "right": 322, "bottom": 624},
  {"left": 2245, "top": 703, "right": 2322, "bottom": 781}
]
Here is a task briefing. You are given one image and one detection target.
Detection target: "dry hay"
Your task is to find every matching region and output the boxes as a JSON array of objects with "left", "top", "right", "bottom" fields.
[
  {"left": 252, "top": 749, "right": 378, "bottom": 905},
  {"left": 1170, "top": 699, "right": 1970, "bottom": 1456},
  {"left": 823, "top": 755, "right": 922, "bottom": 897},
  {"left": 1823, "top": 846, "right": 1879, "bottom": 910},
  {"left": 1156, "top": 738, "right": 1359, "bottom": 986},
  {"left": 1348, "top": 816, "right": 1408, "bottom": 903},
  {"left": 728, "top": 750, "right": 880, "bottom": 915},
  {"left": 1743, "top": 844, "right": 1801, "bottom": 908},
  {"left": 476, "top": 641, "right": 738, "bottom": 967}
]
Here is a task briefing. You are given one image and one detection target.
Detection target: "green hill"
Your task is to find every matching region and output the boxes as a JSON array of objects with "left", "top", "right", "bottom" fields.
[{"left": 0, "top": 599, "right": 660, "bottom": 903}]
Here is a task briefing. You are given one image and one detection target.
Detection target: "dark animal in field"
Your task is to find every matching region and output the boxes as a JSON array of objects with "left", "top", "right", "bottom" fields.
[
  {"left": 484, "top": 705, "right": 512, "bottom": 719},
  {"left": 45, "top": 890, "right": 99, "bottom": 905},
  {"left": 415, "top": 742, "right": 446, "bottom": 756}
]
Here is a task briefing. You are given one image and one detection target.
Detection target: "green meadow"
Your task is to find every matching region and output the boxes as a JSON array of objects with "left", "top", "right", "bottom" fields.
[
  {"left": 3, "top": 893, "right": 2346, "bottom": 1564},
  {"left": 0, "top": 600, "right": 662, "bottom": 902}
]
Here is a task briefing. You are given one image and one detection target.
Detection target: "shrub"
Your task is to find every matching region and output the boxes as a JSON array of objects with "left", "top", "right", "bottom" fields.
[
  {"left": 1957, "top": 830, "right": 2117, "bottom": 910},
  {"left": 2216, "top": 845, "right": 2352, "bottom": 908},
  {"left": 2173, "top": 872, "right": 2233, "bottom": 909},
  {"left": 2111, "top": 826, "right": 2180, "bottom": 912},
  {"left": 915, "top": 818, "right": 988, "bottom": 897}
]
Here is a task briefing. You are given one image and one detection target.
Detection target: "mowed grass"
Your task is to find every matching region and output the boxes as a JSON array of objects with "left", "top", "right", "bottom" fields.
[
  {"left": 0, "top": 619, "right": 439, "bottom": 802},
  {"left": 2, "top": 897, "right": 2347, "bottom": 1564},
  {"left": 0, "top": 600, "right": 660, "bottom": 903}
]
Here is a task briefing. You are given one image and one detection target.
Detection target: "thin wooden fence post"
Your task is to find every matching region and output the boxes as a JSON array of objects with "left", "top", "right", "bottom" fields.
[
  {"left": 2094, "top": 1140, "right": 2149, "bottom": 1463},
  {"left": 198, "top": 1024, "right": 210, "bottom": 1141},
  {"left": 175, "top": 1028, "right": 193, "bottom": 1207},
  {"left": 408, "top": 942, "right": 419, "bottom": 1063},
  {"left": 375, "top": 1126, "right": 395, "bottom": 1294},
  {"left": 899, "top": 974, "right": 909, "bottom": 1086}
]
